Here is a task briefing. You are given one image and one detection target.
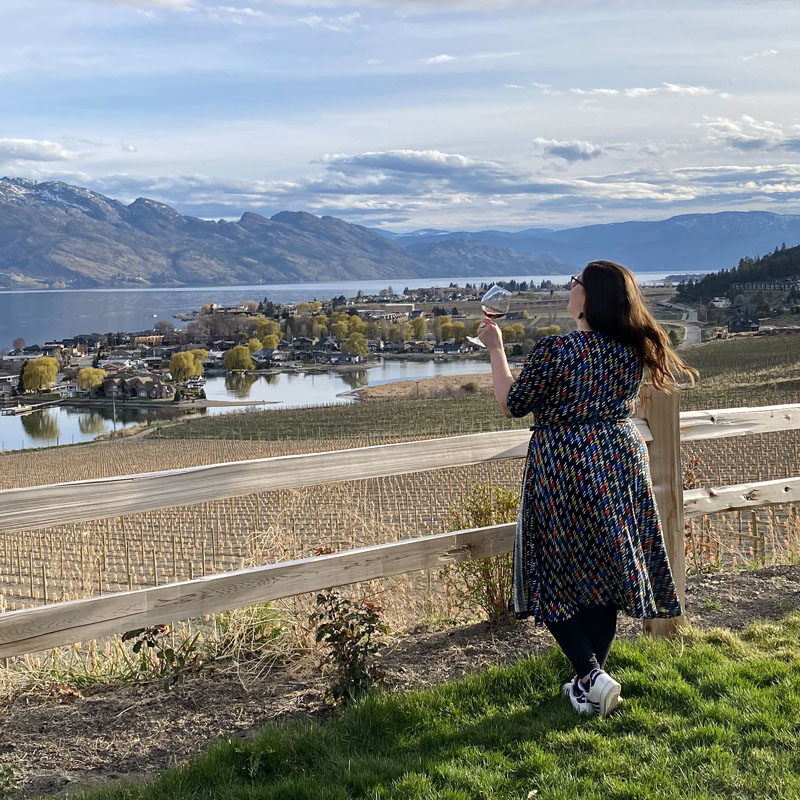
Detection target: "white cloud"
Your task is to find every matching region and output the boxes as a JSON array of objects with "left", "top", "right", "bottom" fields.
[
  {"left": 570, "top": 82, "right": 726, "bottom": 98},
  {"left": 425, "top": 50, "right": 520, "bottom": 65},
  {"left": 533, "top": 137, "right": 602, "bottom": 162},
  {"left": 699, "top": 115, "right": 800, "bottom": 152},
  {"left": 33, "top": 154, "right": 800, "bottom": 228},
  {"left": 741, "top": 48, "right": 778, "bottom": 62},
  {"left": 425, "top": 54, "right": 456, "bottom": 64},
  {"left": 0, "top": 138, "right": 74, "bottom": 162},
  {"left": 206, "top": 6, "right": 266, "bottom": 24},
  {"left": 298, "top": 11, "right": 362, "bottom": 32},
  {"left": 121, "top": 143, "right": 138, "bottom": 152},
  {"left": 504, "top": 83, "right": 524, "bottom": 89},
  {"left": 473, "top": 51, "right": 521, "bottom": 60}
]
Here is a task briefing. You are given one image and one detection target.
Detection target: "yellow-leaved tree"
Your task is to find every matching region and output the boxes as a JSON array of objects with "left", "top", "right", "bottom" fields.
[
  {"left": 343, "top": 332, "right": 369, "bottom": 357},
  {"left": 262, "top": 334, "right": 280, "bottom": 350},
  {"left": 76, "top": 367, "right": 107, "bottom": 392},
  {"left": 410, "top": 316, "right": 427, "bottom": 339},
  {"left": 170, "top": 351, "right": 205, "bottom": 381},
  {"left": 22, "top": 357, "right": 59, "bottom": 392},
  {"left": 247, "top": 337, "right": 262, "bottom": 353},
  {"left": 224, "top": 345, "right": 255, "bottom": 372}
]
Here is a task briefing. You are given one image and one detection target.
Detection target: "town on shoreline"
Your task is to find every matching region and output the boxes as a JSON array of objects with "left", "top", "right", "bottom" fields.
[
  {"left": 4, "top": 273, "right": 796, "bottom": 416},
  {"left": 0, "top": 280, "right": 563, "bottom": 412}
]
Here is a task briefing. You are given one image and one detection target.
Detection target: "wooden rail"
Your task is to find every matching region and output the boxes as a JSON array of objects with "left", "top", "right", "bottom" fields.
[
  {"left": 2, "top": 404, "right": 798, "bottom": 533},
  {"left": 0, "top": 524, "right": 515, "bottom": 658},
  {"left": 0, "top": 400, "right": 798, "bottom": 657}
]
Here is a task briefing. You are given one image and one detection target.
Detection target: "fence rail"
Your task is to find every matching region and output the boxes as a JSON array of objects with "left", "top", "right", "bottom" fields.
[{"left": 1, "top": 397, "right": 798, "bottom": 658}]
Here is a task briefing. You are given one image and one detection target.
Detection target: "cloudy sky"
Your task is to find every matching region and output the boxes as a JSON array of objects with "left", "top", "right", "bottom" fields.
[{"left": 1, "top": 0, "right": 799, "bottom": 230}]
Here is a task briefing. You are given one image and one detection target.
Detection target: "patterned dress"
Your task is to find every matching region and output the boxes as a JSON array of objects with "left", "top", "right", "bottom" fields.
[{"left": 506, "top": 331, "right": 682, "bottom": 625}]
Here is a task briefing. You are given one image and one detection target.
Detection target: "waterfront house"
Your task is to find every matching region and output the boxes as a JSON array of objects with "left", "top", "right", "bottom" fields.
[{"left": 102, "top": 374, "right": 175, "bottom": 400}]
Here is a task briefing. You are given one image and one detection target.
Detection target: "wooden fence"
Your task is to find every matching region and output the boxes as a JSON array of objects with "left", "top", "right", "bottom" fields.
[{"left": 0, "top": 391, "right": 798, "bottom": 658}]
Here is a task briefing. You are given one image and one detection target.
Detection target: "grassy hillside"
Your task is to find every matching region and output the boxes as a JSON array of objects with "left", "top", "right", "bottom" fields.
[{"left": 68, "top": 611, "right": 800, "bottom": 800}]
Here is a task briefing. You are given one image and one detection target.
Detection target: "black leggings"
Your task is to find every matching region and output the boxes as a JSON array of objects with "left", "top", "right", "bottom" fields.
[{"left": 543, "top": 604, "right": 618, "bottom": 679}]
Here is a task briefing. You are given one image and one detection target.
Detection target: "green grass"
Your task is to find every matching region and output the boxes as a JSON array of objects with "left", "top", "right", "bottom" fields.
[{"left": 70, "top": 612, "right": 800, "bottom": 800}]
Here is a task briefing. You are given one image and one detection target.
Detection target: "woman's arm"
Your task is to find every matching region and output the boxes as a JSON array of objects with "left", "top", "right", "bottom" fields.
[{"left": 477, "top": 319, "right": 513, "bottom": 417}]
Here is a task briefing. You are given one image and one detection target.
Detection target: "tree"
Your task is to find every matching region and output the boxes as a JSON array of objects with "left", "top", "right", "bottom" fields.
[
  {"left": 348, "top": 315, "right": 366, "bottom": 335},
  {"left": 257, "top": 318, "right": 281, "bottom": 339},
  {"left": 191, "top": 348, "right": 208, "bottom": 366},
  {"left": 262, "top": 333, "right": 280, "bottom": 350},
  {"left": 332, "top": 320, "right": 349, "bottom": 339},
  {"left": 170, "top": 351, "right": 203, "bottom": 381},
  {"left": 12, "top": 337, "right": 24, "bottom": 351},
  {"left": 451, "top": 322, "right": 467, "bottom": 341},
  {"left": 410, "top": 316, "right": 427, "bottom": 339},
  {"left": 247, "top": 337, "right": 262, "bottom": 353},
  {"left": 77, "top": 367, "right": 107, "bottom": 392},
  {"left": 343, "top": 333, "right": 369, "bottom": 357},
  {"left": 503, "top": 322, "right": 526, "bottom": 343},
  {"left": 224, "top": 345, "right": 255, "bottom": 372},
  {"left": 22, "top": 357, "right": 59, "bottom": 392},
  {"left": 154, "top": 320, "right": 175, "bottom": 335}
]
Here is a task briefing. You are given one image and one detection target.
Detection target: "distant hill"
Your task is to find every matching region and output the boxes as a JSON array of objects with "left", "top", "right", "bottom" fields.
[
  {"left": 0, "top": 178, "right": 568, "bottom": 290},
  {"left": 676, "top": 242, "right": 800, "bottom": 302},
  {"left": 375, "top": 212, "right": 800, "bottom": 270}
]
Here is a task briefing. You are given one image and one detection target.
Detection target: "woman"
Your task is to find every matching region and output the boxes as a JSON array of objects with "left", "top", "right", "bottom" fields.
[{"left": 477, "top": 260, "right": 697, "bottom": 718}]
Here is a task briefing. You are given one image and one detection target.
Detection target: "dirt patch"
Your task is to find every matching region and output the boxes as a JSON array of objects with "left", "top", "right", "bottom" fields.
[{"left": 3, "top": 564, "right": 799, "bottom": 798}]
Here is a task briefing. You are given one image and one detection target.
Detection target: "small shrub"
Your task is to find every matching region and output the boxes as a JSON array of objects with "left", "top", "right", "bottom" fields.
[
  {"left": 309, "top": 591, "right": 389, "bottom": 705},
  {"left": 441, "top": 483, "right": 519, "bottom": 625},
  {"left": 121, "top": 624, "right": 203, "bottom": 689},
  {"left": 461, "top": 381, "right": 479, "bottom": 394}
]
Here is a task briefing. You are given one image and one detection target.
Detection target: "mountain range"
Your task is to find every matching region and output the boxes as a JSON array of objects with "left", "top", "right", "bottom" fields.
[
  {"left": 2, "top": 176, "right": 800, "bottom": 290},
  {"left": 374, "top": 212, "right": 800, "bottom": 270},
  {"left": 0, "top": 178, "right": 566, "bottom": 290}
]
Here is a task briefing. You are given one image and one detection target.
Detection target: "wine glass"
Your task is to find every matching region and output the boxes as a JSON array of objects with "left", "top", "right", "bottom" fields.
[{"left": 466, "top": 285, "right": 512, "bottom": 348}]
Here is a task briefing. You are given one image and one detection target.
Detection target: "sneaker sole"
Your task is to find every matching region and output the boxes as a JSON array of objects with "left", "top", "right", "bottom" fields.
[{"left": 596, "top": 683, "right": 621, "bottom": 718}]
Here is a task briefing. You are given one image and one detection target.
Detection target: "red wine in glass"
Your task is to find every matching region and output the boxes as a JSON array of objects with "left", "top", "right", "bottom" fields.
[{"left": 467, "top": 285, "right": 512, "bottom": 348}]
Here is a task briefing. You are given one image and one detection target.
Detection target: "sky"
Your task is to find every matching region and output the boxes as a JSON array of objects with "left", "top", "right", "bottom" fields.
[{"left": 1, "top": 0, "right": 799, "bottom": 231}]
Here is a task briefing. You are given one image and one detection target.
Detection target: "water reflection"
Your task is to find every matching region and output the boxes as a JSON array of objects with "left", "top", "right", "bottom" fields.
[
  {"left": 78, "top": 411, "right": 107, "bottom": 435},
  {"left": 337, "top": 369, "right": 369, "bottom": 390},
  {"left": 21, "top": 410, "right": 60, "bottom": 441},
  {"left": 225, "top": 373, "right": 258, "bottom": 398},
  {"left": 263, "top": 372, "right": 280, "bottom": 386}
]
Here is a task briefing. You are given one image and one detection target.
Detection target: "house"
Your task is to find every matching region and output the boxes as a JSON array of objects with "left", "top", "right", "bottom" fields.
[
  {"left": 313, "top": 336, "right": 340, "bottom": 352},
  {"left": 102, "top": 374, "right": 175, "bottom": 400},
  {"left": 403, "top": 341, "right": 435, "bottom": 354},
  {"left": 330, "top": 354, "right": 360, "bottom": 364},
  {"left": 0, "top": 375, "right": 16, "bottom": 399},
  {"left": 728, "top": 317, "right": 760, "bottom": 333}
]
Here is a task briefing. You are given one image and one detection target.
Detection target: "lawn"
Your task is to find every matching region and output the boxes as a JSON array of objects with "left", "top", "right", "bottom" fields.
[{"left": 72, "top": 611, "right": 800, "bottom": 800}]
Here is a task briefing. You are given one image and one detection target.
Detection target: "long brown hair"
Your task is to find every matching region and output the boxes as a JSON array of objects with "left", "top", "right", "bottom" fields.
[{"left": 581, "top": 260, "right": 698, "bottom": 391}]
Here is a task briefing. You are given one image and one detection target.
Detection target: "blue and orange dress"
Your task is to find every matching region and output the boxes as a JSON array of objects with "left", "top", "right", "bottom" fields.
[{"left": 506, "top": 331, "right": 682, "bottom": 625}]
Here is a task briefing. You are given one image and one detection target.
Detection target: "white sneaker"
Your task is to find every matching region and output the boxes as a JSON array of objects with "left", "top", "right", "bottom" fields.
[
  {"left": 584, "top": 668, "right": 622, "bottom": 718},
  {"left": 561, "top": 676, "right": 593, "bottom": 715},
  {"left": 563, "top": 674, "right": 625, "bottom": 707}
]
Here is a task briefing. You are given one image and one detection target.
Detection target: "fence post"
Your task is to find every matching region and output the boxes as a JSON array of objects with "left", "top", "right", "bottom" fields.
[{"left": 638, "top": 383, "right": 685, "bottom": 638}]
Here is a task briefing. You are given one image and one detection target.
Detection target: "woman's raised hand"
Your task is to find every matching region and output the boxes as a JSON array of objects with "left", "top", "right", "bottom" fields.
[{"left": 477, "top": 318, "right": 504, "bottom": 351}]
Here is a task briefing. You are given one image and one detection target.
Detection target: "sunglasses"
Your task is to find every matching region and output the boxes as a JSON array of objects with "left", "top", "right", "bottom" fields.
[{"left": 569, "top": 275, "right": 584, "bottom": 288}]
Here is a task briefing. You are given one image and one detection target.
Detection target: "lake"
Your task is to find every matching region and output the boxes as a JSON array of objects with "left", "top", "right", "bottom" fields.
[
  {"left": 0, "top": 268, "right": 710, "bottom": 452},
  {"left": 0, "top": 270, "right": 709, "bottom": 349},
  {"left": 0, "top": 357, "right": 495, "bottom": 452}
]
